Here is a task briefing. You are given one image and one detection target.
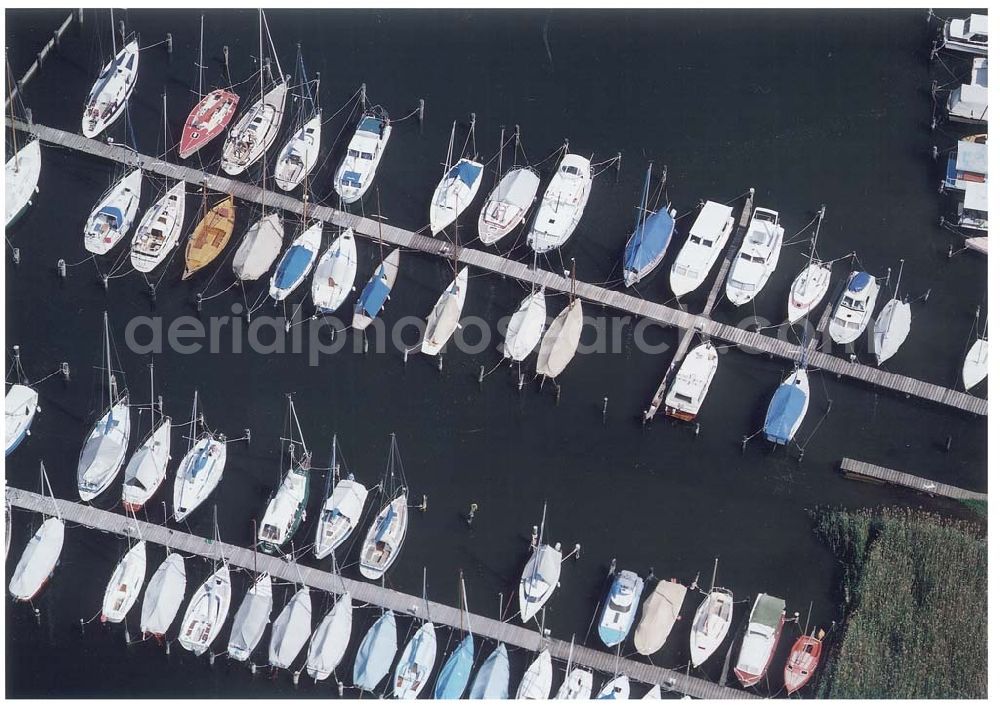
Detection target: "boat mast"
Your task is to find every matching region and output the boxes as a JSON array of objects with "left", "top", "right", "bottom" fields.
[
  {"left": 288, "top": 394, "right": 308, "bottom": 458},
  {"left": 188, "top": 390, "right": 199, "bottom": 453},
  {"left": 40, "top": 461, "right": 61, "bottom": 521},
  {"left": 197, "top": 13, "right": 204, "bottom": 99},
  {"left": 110, "top": 9, "right": 117, "bottom": 57},
  {"left": 565, "top": 635, "right": 575, "bottom": 679},
  {"left": 634, "top": 162, "right": 652, "bottom": 242},
  {"left": 422, "top": 567, "right": 432, "bottom": 623},
  {"left": 807, "top": 204, "right": 825, "bottom": 266},
  {"left": 5, "top": 53, "right": 19, "bottom": 169},
  {"left": 892, "top": 259, "right": 904, "bottom": 302},
  {"left": 496, "top": 127, "right": 505, "bottom": 185},
  {"left": 709, "top": 557, "right": 718, "bottom": 591},
  {"left": 444, "top": 120, "right": 456, "bottom": 178},
  {"left": 103, "top": 311, "right": 114, "bottom": 405},
  {"left": 459, "top": 570, "right": 471, "bottom": 637},
  {"left": 148, "top": 361, "right": 155, "bottom": 437}
]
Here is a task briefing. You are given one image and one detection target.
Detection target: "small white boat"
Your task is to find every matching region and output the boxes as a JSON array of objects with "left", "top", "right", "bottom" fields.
[
  {"left": 269, "top": 587, "right": 312, "bottom": 670},
  {"left": 670, "top": 201, "right": 735, "bottom": 298},
  {"left": 519, "top": 503, "right": 561, "bottom": 623},
  {"left": 829, "top": 271, "right": 880, "bottom": 345},
  {"left": 963, "top": 337, "right": 988, "bottom": 390},
  {"left": 5, "top": 139, "right": 41, "bottom": 228},
  {"left": 393, "top": 621, "right": 438, "bottom": 698},
  {"left": 526, "top": 153, "right": 593, "bottom": 253},
  {"left": 84, "top": 169, "right": 143, "bottom": 255},
  {"left": 5, "top": 383, "right": 39, "bottom": 456},
  {"left": 872, "top": 264, "right": 911, "bottom": 366},
  {"left": 101, "top": 541, "right": 147, "bottom": 623},
  {"left": 359, "top": 493, "right": 408, "bottom": 581},
  {"left": 257, "top": 448, "right": 311, "bottom": 554},
  {"left": 232, "top": 212, "right": 285, "bottom": 282},
  {"left": 597, "top": 675, "right": 631, "bottom": 700},
  {"left": 82, "top": 39, "right": 139, "bottom": 138},
  {"left": 429, "top": 124, "right": 485, "bottom": 235},
  {"left": 663, "top": 342, "right": 719, "bottom": 421},
  {"left": 306, "top": 592, "right": 353, "bottom": 681},
  {"left": 516, "top": 649, "right": 553, "bottom": 699},
  {"left": 469, "top": 643, "right": 511, "bottom": 699},
  {"left": 172, "top": 434, "right": 227, "bottom": 522},
  {"left": 788, "top": 262, "right": 832, "bottom": 324},
  {"left": 536, "top": 299, "right": 583, "bottom": 379},
  {"left": 270, "top": 221, "right": 322, "bottom": 301},
  {"left": 941, "top": 14, "right": 988, "bottom": 55},
  {"left": 311, "top": 229, "right": 358, "bottom": 314},
  {"left": 764, "top": 368, "right": 810, "bottom": 446},
  {"left": 946, "top": 58, "right": 988, "bottom": 125},
  {"left": 555, "top": 638, "right": 592, "bottom": 700},
  {"left": 178, "top": 564, "right": 232, "bottom": 656},
  {"left": 725, "top": 207, "right": 784, "bottom": 306},
  {"left": 130, "top": 181, "right": 186, "bottom": 273},
  {"left": 274, "top": 112, "right": 322, "bottom": 191},
  {"left": 352, "top": 248, "right": 401, "bottom": 330},
  {"left": 689, "top": 563, "right": 733, "bottom": 668},
  {"left": 221, "top": 80, "right": 288, "bottom": 176},
  {"left": 9, "top": 516, "right": 64, "bottom": 602},
  {"left": 734, "top": 593, "right": 786, "bottom": 687},
  {"left": 314, "top": 475, "right": 368, "bottom": 560},
  {"left": 334, "top": 110, "right": 392, "bottom": 205},
  {"left": 121, "top": 364, "right": 171, "bottom": 513},
  {"left": 354, "top": 610, "right": 398, "bottom": 693},
  {"left": 140, "top": 553, "right": 186, "bottom": 638},
  {"left": 504, "top": 289, "right": 547, "bottom": 362},
  {"left": 227, "top": 573, "right": 272, "bottom": 662},
  {"left": 478, "top": 167, "right": 540, "bottom": 244},
  {"left": 598, "top": 570, "right": 644, "bottom": 647},
  {"left": 421, "top": 266, "right": 470, "bottom": 356},
  {"left": 634, "top": 579, "right": 688, "bottom": 656}
]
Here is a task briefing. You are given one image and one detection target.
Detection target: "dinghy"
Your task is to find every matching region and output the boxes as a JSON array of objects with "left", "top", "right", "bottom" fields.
[
  {"left": 221, "top": 79, "right": 288, "bottom": 176},
  {"left": 227, "top": 572, "right": 273, "bottom": 662},
  {"left": 669, "top": 200, "right": 735, "bottom": 298},
  {"left": 314, "top": 472, "right": 368, "bottom": 560},
  {"left": 101, "top": 540, "right": 147, "bottom": 623},
  {"left": 829, "top": 271, "right": 880, "bottom": 345},
  {"left": 179, "top": 90, "right": 240, "bottom": 159},
  {"left": 725, "top": 207, "right": 784, "bottom": 306},
  {"left": 311, "top": 229, "right": 358, "bottom": 314},
  {"left": 516, "top": 649, "right": 553, "bottom": 699},
  {"left": 598, "top": 570, "right": 644, "bottom": 647},
  {"left": 469, "top": 643, "right": 511, "bottom": 699},
  {"left": 872, "top": 263, "right": 911, "bottom": 365},
  {"left": 963, "top": 336, "right": 988, "bottom": 390},
  {"left": 634, "top": 579, "right": 687, "bottom": 656},
  {"left": 784, "top": 629, "right": 824, "bottom": 694},
  {"left": 554, "top": 638, "right": 592, "bottom": 699},
  {"left": 270, "top": 222, "right": 323, "bottom": 301},
  {"left": 82, "top": 38, "right": 139, "bottom": 138},
  {"left": 787, "top": 206, "right": 830, "bottom": 324},
  {"left": 519, "top": 503, "right": 561, "bottom": 623},
  {"left": 5, "top": 383, "right": 39, "bottom": 456},
  {"left": 689, "top": 559, "right": 733, "bottom": 668},
  {"left": 352, "top": 248, "right": 401, "bottom": 330},
  {"left": 663, "top": 342, "right": 719, "bottom": 421},
  {"left": 78, "top": 312, "right": 131, "bottom": 502},
  {"left": 623, "top": 164, "right": 676, "bottom": 286},
  {"left": 734, "top": 593, "right": 785, "bottom": 687},
  {"left": 140, "top": 553, "right": 186, "bottom": 639},
  {"left": 421, "top": 266, "right": 469, "bottom": 355},
  {"left": 269, "top": 587, "right": 312, "bottom": 669},
  {"left": 359, "top": 434, "right": 409, "bottom": 580},
  {"left": 232, "top": 212, "right": 285, "bottom": 282},
  {"left": 429, "top": 121, "right": 484, "bottom": 235},
  {"left": 258, "top": 397, "right": 311, "bottom": 554},
  {"left": 334, "top": 109, "right": 392, "bottom": 205},
  {"left": 596, "top": 675, "right": 631, "bottom": 700},
  {"left": 5, "top": 139, "right": 41, "bottom": 228},
  {"left": 130, "top": 181, "right": 187, "bottom": 273},
  {"left": 84, "top": 168, "right": 142, "bottom": 255},
  {"left": 275, "top": 112, "right": 322, "bottom": 191},
  {"left": 537, "top": 298, "right": 583, "bottom": 379},
  {"left": 764, "top": 367, "right": 810, "bottom": 446},
  {"left": 172, "top": 391, "right": 227, "bottom": 522},
  {"left": 178, "top": 564, "right": 232, "bottom": 656},
  {"left": 182, "top": 195, "right": 236, "bottom": 280},
  {"left": 306, "top": 592, "right": 352, "bottom": 681},
  {"left": 478, "top": 167, "right": 540, "bottom": 244},
  {"left": 527, "top": 153, "right": 593, "bottom": 253},
  {"left": 9, "top": 516, "right": 64, "bottom": 602},
  {"left": 353, "top": 610, "right": 398, "bottom": 693},
  {"left": 504, "top": 289, "right": 547, "bottom": 362},
  {"left": 122, "top": 364, "right": 171, "bottom": 512},
  {"left": 393, "top": 620, "right": 438, "bottom": 698}
]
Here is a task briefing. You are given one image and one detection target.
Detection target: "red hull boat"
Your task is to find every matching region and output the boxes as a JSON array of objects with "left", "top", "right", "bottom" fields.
[
  {"left": 178, "top": 89, "right": 240, "bottom": 159},
  {"left": 784, "top": 629, "right": 824, "bottom": 694}
]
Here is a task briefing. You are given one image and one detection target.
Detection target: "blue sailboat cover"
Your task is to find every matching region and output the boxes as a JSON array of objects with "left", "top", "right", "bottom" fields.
[
  {"left": 340, "top": 170, "right": 362, "bottom": 188},
  {"left": 434, "top": 634, "right": 475, "bottom": 699},
  {"left": 764, "top": 382, "right": 807, "bottom": 445},
  {"left": 356, "top": 265, "right": 391, "bottom": 318},
  {"left": 624, "top": 207, "right": 675, "bottom": 276},
  {"left": 449, "top": 161, "right": 482, "bottom": 189},
  {"left": 273, "top": 245, "right": 313, "bottom": 291},
  {"left": 98, "top": 206, "right": 123, "bottom": 228},
  {"left": 469, "top": 645, "right": 510, "bottom": 699},
  {"left": 354, "top": 611, "right": 397, "bottom": 692},
  {"left": 358, "top": 116, "right": 382, "bottom": 135},
  {"left": 848, "top": 271, "right": 872, "bottom": 293}
]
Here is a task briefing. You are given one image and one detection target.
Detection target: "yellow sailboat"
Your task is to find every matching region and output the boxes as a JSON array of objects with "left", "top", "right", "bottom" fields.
[{"left": 182, "top": 195, "right": 236, "bottom": 280}]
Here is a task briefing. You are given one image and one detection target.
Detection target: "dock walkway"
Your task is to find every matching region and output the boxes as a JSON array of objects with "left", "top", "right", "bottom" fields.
[
  {"left": 6, "top": 486, "right": 752, "bottom": 699},
  {"left": 839, "top": 458, "right": 987, "bottom": 501},
  {"left": 8, "top": 118, "right": 987, "bottom": 417}
]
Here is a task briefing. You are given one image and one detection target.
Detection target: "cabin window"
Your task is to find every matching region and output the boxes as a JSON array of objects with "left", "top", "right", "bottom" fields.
[
  {"left": 676, "top": 393, "right": 693, "bottom": 404},
  {"left": 690, "top": 236, "right": 702, "bottom": 245},
  {"left": 702, "top": 238, "right": 714, "bottom": 247},
  {"left": 361, "top": 152, "right": 374, "bottom": 160},
  {"left": 970, "top": 33, "right": 986, "bottom": 42},
  {"left": 349, "top": 149, "right": 361, "bottom": 158},
  {"left": 563, "top": 166, "right": 580, "bottom": 175}
]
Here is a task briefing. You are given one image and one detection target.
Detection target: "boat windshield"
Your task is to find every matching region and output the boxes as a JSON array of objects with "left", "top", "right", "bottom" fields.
[
  {"left": 609, "top": 597, "right": 632, "bottom": 613},
  {"left": 843, "top": 296, "right": 865, "bottom": 311}
]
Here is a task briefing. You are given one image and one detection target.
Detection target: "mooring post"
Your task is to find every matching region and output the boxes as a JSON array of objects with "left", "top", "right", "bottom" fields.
[
  {"left": 223, "top": 45, "right": 229, "bottom": 73},
  {"left": 165, "top": 641, "right": 170, "bottom": 655},
  {"left": 602, "top": 396, "right": 608, "bottom": 424},
  {"left": 61, "top": 362, "right": 70, "bottom": 382},
  {"left": 337, "top": 681, "right": 345, "bottom": 697},
  {"left": 418, "top": 98, "right": 425, "bottom": 132},
  {"left": 555, "top": 383, "right": 561, "bottom": 405},
  {"left": 572, "top": 543, "right": 581, "bottom": 559},
  {"left": 437, "top": 354, "right": 443, "bottom": 372},
  {"left": 360, "top": 82, "right": 366, "bottom": 106},
  {"left": 478, "top": 364, "right": 484, "bottom": 386},
  {"left": 148, "top": 282, "right": 156, "bottom": 305},
  {"left": 166, "top": 33, "right": 173, "bottom": 55},
  {"left": 467, "top": 503, "right": 477, "bottom": 527},
  {"left": 12, "top": 247, "right": 19, "bottom": 265},
  {"left": 420, "top": 494, "right": 428, "bottom": 512},
  {"left": 57, "top": 258, "right": 66, "bottom": 279},
  {"left": 101, "top": 274, "right": 109, "bottom": 291},
  {"left": 195, "top": 293, "right": 203, "bottom": 312},
  {"left": 945, "top": 435, "right": 953, "bottom": 452},
  {"left": 518, "top": 373, "right": 524, "bottom": 391},
  {"left": 530, "top": 524, "right": 538, "bottom": 548},
  {"left": 118, "top": 19, "right": 125, "bottom": 44},
  {"left": 615, "top": 152, "right": 622, "bottom": 184},
  {"left": 244, "top": 428, "right": 251, "bottom": 448},
  {"left": 741, "top": 435, "right": 748, "bottom": 453},
  {"left": 292, "top": 671, "right": 300, "bottom": 686},
  {"left": 79, "top": 617, "right": 85, "bottom": 634},
  {"left": 403, "top": 347, "right": 408, "bottom": 365}
]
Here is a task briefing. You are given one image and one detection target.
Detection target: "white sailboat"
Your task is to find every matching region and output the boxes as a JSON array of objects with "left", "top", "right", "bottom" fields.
[
  {"left": 273, "top": 58, "right": 322, "bottom": 191},
  {"left": 393, "top": 613, "right": 437, "bottom": 698},
  {"left": 504, "top": 289, "right": 547, "bottom": 362},
  {"left": 100, "top": 539, "right": 147, "bottom": 624},
  {"left": 555, "top": 637, "right": 593, "bottom": 699},
  {"left": 84, "top": 168, "right": 143, "bottom": 255},
  {"left": 130, "top": 180, "right": 186, "bottom": 273},
  {"left": 122, "top": 363, "right": 171, "bottom": 513},
  {"left": 689, "top": 559, "right": 733, "bottom": 668},
  {"left": 537, "top": 263, "right": 584, "bottom": 379},
  {"left": 429, "top": 120, "right": 484, "bottom": 235},
  {"left": 478, "top": 166, "right": 540, "bottom": 245},
  {"left": 172, "top": 391, "right": 227, "bottom": 523},
  {"left": 5, "top": 383, "right": 39, "bottom": 457},
  {"left": 258, "top": 396, "right": 311, "bottom": 554},
  {"left": 725, "top": 207, "right": 784, "bottom": 306},
  {"left": 334, "top": 108, "right": 392, "bottom": 205},
  {"left": 787, "top": 206, "right": 831, "bottom": 324},
  {"left": 306, "top": 591, "right": 353, "bottom": 681},
  {"left": 5, "top": 139, "right": 41, "bottom": 228},
  {"left": 872, "top": 261, "right": 912, "bottom": 365},
  {"left": 596, "top": 675, "right": 631, "bottom": 700},
  {"left": 269, "top": 587, "right": 312, "bottom": 670},
  {"left": 227, "top": 572, "right": 273, "bottom": 662},
  {"left": 232, "top": 212, "right": 285, "bottom": 282},
  {"left": 178, "top": 562, "right": 232, "bottom": 656},
  {"left": 669, "top": 200, "right": 735, "bottom": 298},
  {"left": 516, "top": 648, "right": 553, "bottom": 699},
  {"left": 81, "top": 34, "right": 139, "bottom": 139},
  {"left": 828, "top": 271, "right": 881, "bottom": 345},
  {"left": 663, "top": 341, "right": 719, "bottom": 421},
  {"left": 421, "top": 266, "right": 470, "bottom": 356},
  {"left": 270, "top": 222, "right": 322, "bottom": 302},
  {"left": 311, "top": 229, "right": 358, "bottom": 314},
  {"left": 963, "top": 320, "right": 988, "bottom": 390},
  {"left": 140, "top": 552, "right": 186, "bottom": 638},
  {"left": 9, "top": 464, "right": 63, "bottom": 602},
  {"left": 77, "top": 312, "right": 131, "bottom": 502},
  {"left": 359, "top": 434, "right": 409, "bottom": 581},
  {"left": 634, "top": 579, "right": 688, "bottom": 656},
  {"left": 519, "top": 502, "right": 562, "bottom": 623},
  {"left": 526, "top": 153, "right": 593, "bottom": 253},
  {"left": 314, "top": 437, "right": 368, "bottom": 560}
]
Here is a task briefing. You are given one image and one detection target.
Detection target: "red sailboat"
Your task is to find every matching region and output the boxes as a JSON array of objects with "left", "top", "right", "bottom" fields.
[
  {"left": 784, "top": 603, "right": 827, "bottom": 695},
  {"left": 178, "top": 15, "right": 240, "bottom": 159}
]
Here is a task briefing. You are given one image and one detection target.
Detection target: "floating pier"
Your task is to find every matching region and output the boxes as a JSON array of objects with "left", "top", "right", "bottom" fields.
[
  {"left": 840, "top": 457, "right": 987, "bottom": 501},
  {"left": 6, "top": 485, "right": 752, "bottom": 700},
  {"left": 7, "top": 118, "right": 987, "bottom": 417}
]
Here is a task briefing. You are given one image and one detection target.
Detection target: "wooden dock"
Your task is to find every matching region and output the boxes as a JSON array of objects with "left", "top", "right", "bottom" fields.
[
  {"left": 6, "top": 485, "right": 753, "bottom": 699},
  {"left": 840, "top": 458, "right": 987, "bottom": 501},
  {"left": 8, "top": 118, "right": 987, "bottom": 417}
]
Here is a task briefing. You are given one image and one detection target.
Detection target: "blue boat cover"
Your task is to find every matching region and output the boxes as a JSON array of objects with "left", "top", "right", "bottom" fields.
[
  {"left": 358, "top": 116, "right": 382, "bottom": 135},
  {"left": 449, "top": 160, "right": 482, "bottom": 189},
  {"left": 354, "top": 612, "right": 397, "bottom": 692},
  {"left": 340, "top": 170, "right": 362, "bottom": 187},
  {"left": 274, "top": 245, "right": 313, "bottom": 291},
  {"left": 764, "top": 383, "right": 807, "bottom": 445},
  {"left": 623, "top": 207, "right": 675, "bottom": 276},
  {"left": 434, "top": 634, "right": 475, "bottom": 699},
  {"left": 357, "top": 267, "right": 391, "bottom": 318},
  {"left": 374, "top": 504, "right": 396, "bottom": 543},
  {"left": 98, "top": 206, "right": 124, "bottom": 228},
  {"left": 848, "top": 271, "right": 872, "bottom": 293},
  {"left": 469, "top": 645, "right": 510, "bottom": 699}
]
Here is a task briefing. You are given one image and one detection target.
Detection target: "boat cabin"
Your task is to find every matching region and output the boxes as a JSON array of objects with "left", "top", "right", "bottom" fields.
[
  {"left": 943, "top": 140, "right": 987, "bottom": 191},
  {"left": 943, "top": 14, "right": 988, "bottom": 54},
  {"left": 947, "top": 58, "right": 988, "bottom": 124}
]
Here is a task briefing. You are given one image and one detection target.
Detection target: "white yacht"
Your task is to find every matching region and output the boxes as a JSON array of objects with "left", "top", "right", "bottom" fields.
[
  {"left": 100, "top": 541, "right": 147, "bottom": 623},
  {"left": 429, "top": 159, "right": 484, "bottom": 235},
  {"left": 663, "top": 342, "right": 719, "bottom": 421},
  {"left": 5, "top": 139, "right": 41, "bottom": 228},
  {"left": 130, "top": 181, "right": 186, "bottom": 273},
  {"left": 526, "top": 154, "right": 592, "bottom": 253},
  {"left": 314, "top": 476, "right": 368, "bottom": 560},
  {"left": 311, "top": 229, "right": 358, "bottom": 314},
  {"left": 232, "top": 212, "right": 285, "bottom": 282},
  {"left": 178, "top": 564, "right": 232, "bottom": 656},
  {"left": 334, "top": 111, "right": 392, "bottom": 204},
  {"left": 725, "top": 207, "right": 784, "bottom": 306},
  {"left": 84, "top": 169, "right": 143, "bottom": 255},
  {"left": 227, "top": 573, "right": 272, "bottom": 662},
  {"left": 828, "top": 271, "right": 880, "bottom": 345},
  {"left": 221, "top": 79, "right": 288, "bottom": 176},
  {"left": 82, "top": 39, "right": 139, "bottom": 138},
  {"left": 503, "top": 289, "right": 547, "bottom": 362},
  {"left": 478, "top": 167, "right": 540, "bottom": 244},
  {"left": 421, "top": 267, "right": 469, "bottom": 356},
  {"left": 274, "top": 112, "right": 322, "bottom": 191},
  {"left": 669, "top": 201, "right": 735, "bottom": 298}
]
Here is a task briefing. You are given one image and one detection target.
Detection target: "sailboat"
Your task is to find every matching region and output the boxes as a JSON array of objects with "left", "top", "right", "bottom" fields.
[
  {"left": 519, "top": 503, "right": 562, "bottom": 623},
  {"left": 352, "top": 247, "right": 400, "bottom": 330},
  {"left": 306, "top": 591, "right": 352, "bottom": 681},
  {"left": 100, "top": 537, "right": 147, "bottom": 623},
  {"left": 429, "top": 120, "right": 484, "bottom": 235},
  {"left": 353, "top": 610, "right": 398, "bottom": 693},
  {"left": 669, "top": 200, "right": 736, "bottom": 298},
  {"left": 232, "top": 213, "right": 285, "bottom": 282},
  {"left": 536, "top": 262, "right": 584, "bottom": 379},
  {"left": 663, "top": 341, "right": 719, "bottom": 421},
  {"left": 828, "top": 271, "right": 881, "bottom": 345},
  {"left": 140, "top": 553, "right": 186, "bottom": 639},
  {"left": 258, "top": 396, "right": 311, "bottom": 554},
  {"left": 872, "top": 261, "right": 912, "bottom": 365},
  {"left": 178, "top": 562, "right": 232, "bottom": 656},
  {"left": 478, "top": 166, "right": 541, "bottom": 245},
  {"left": 764, "top": 365, "right": 810, "bottom": 447},
  {"left": 596, "top": 675, "right": 631, "bottom": 700},
  {"left": 5, "top": 383, "right": 39, "bottom": 457},
  {"left": 221, "top": 11, "right": 287, "bottom": 175},
  {"left": 623, "top": 163, "right": 676, "bottom": 287},
  {"left": 420, "top": 266, "right": 470, "bottom": 356},
  {"left": 83, "top": 168, "right": 143, "bottom": 255},
  {"left": 9, "top": 463, "right": 64, "bottom": 602},
  {"left": 725, "top": 207, "right": 784, "bottom": 306},
  {"left": 787, "top": 206, "right": 831, "bottom": 324},
  {"left": 172, "top": 390, "right": 228, "bottom": 522},
  {"left": 963, "top": 325, "right": 988, "bottom": 390},
  {"left": 504, "top": 289, "right": 547, "bottom": 362},
  {"left": 270, "top": 222, "right": 323, "bottom": 301},
  {"left": 334, "top": 106, "right": 392, "bottom": 205},
  {"left": 358, "top": 434, "right": 409, "bottom": 580},
  {"left": 516, "top": 648, "right": 553, "bottom": 699},
  {"left": 393, "top": 570, "right": 438, "bottom": 699},
  {"left": 527, "top": 153, "right": 593, "bottom": 253},
  {"left": 434, "top": 574, "right": 475, "bottom": 699},
  {"left": 689, "top": 559, "right": 734, "bottom": 668},
  {"left": 633, "top": 579, "right": 688, "bottom": 656},
  {"left": 81, "top": 26, "right": 139, "bottom": 139},
  {"left": 122, "top": 363, "right": 172, "bottom": 512},
  {"left": 182, "top": 194, "right": 236, "bottom": 280},
  {"left": 784, "top": 603, "right": 824, "bottom": 694},
  {"left": 470, "top": 643, "right": 511, "bottom": 699},
  {"left": 314, "top": 437, "right": 369, "bottom": 559},
  {"left": 554, "top": 636, "right": 593, "bottom": 699},
  {"left": 269, "top": 587, "right": 312, "bottom": 670},
  {"left": 274, "top": 49, "right": 322, "bottom": 191},
  {"left": 5, "top": 120, "right": 41, "bottom": 228},
  {"left": 130, "top": 181, "right": 187, "bottom": 273},
  {"left": 77, "top": 312, "right": 131, "bottom": 502},
  {"left": 311, "top": 229, "right": 358, "bottom": 314},
  {"left": 598, "top": 570, "right": 645, "bottom": 647},
  {"left": 733, "top": 593, "right": 786, "bottom": 688},
  {"left": 227, "top": 572, "right": 272, "bottom": 662},
  {"left": 178, "top": 14, "right": 240, "bottom": 159}
]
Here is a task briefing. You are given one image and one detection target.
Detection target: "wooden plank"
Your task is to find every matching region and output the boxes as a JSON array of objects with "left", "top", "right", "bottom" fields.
[{"left": 839, "top": 457, "right": 986, "bottom": 501}]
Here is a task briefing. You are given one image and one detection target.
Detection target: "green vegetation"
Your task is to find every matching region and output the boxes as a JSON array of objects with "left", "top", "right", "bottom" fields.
[
  {"left": 961, "top": 499, "right": 987, "bottom": 520},
  {"left": 814, "top": 507, "right": 986, "bottom": 699}
]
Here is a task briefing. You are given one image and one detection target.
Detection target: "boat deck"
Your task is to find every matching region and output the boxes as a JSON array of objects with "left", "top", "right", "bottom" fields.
[
  {"left": 8, "top": 118, "right": 987, "bottom": 417},
  {"left": 6, "top": 485, "right": 752, "bottom": 699},
  {"left": 839, "top": 457, "right": 987, "bottom": 501}
]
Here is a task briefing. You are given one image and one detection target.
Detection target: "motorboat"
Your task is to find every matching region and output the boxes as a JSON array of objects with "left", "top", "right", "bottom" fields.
[
  {"left": 598, "top": 570, "right": 644, "bottom": 647},
  {"left": 725, "top": 207, "right": 784, "bottom": 306},
  {"left": 734, "top": 593, "right": 786, "bottom": 687},
  {"left": 669, "top": 200, "right": 735, "bottom": 298},
  {"left": 828, "top": 271, "right": 880, "bottom": 345},
  {"left": 764, "top": 367, "right": 810, "bottom": 446},
  {"left": 663, "top": 342, "right": 718, "bottom": 421},
  {"left": 526, "top": 153, "right": 592, "bottom": 253},
  {"left": 634, "top": 579, "right": 687, "bottom": 656},
  {"left": 334, "top": 110, "right": 392, "bottom": 205}
]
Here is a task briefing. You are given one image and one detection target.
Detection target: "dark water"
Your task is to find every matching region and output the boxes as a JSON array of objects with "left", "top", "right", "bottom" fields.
[{"left": 5, "top": 8, "right": 987, "bottom": 699}]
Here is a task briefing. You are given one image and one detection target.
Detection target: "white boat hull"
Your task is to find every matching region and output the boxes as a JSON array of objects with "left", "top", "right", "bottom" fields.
[
  {"left": 140, "top": 553, "right": 186, "bottom": 638},
  {"left": 306, "top": 593, "right": 353, "bottom": 681},
  {"left": 178, "top": 565, "right": 232, "bottom": 655},
  {"left": 536, "top": 299, "right": 583, "bottom": 378},
  {"left": 221, "top": 81, "right": 288, "bottom": 176},
  {"left": 82, "top": 40, "right": 139, "bottom": 138},
  {"left": 172, "top": 435, "right": 227, "bottom": 522},
  {"left": 872, "top": 299, "right": 912, "bottom": 365},
  {"left": 516, "top": 649, "right": 553, "bottom": 699},
  {"left": 84, "top": 168, "right": 143, "bottom": 255},
  {"left": 421, "top": 267, "right": 469, "bottom": 356},
  {"left": 504, "top": 289, "right": 547, "bottom": 361},
  {"left": 274, "top": 113, "right": 322, "bottom": 191},
  {"left": 9, "top": 517, "right": 64, "bottom": 602},
  {"left": 5, "top": 383, "right": 39, "bottom": 456},
  {"left": 787, "top": 262, "right": 832, "bottom": 324},
  {"left": 963, "top": 338, "right": 988, "bottom": 390},
  {"left": 269, "top": 587, "right": 312, "bottom": 670},
  {"left": 269, "top": 222, "right": 322, "bottom": 301},
  {"left": 77, "top": 397, "right": 132, "bottom": 502},
  {"left": 311, "top": 230, "right": 358, "bottom": 314},
  {"left": 130, "top": 181, "right": 186, "bottom": 273},
  {"left": 227, "top": 573, "right": 272, "bottom": 662},
  {"left": 5, "top": 139, "right": 41, "bottom": 228},
  {"left": 232, "top": 212, "right": 285, "bottom": 282},
  {"left": 101, "top": 541, "right": 147, "bottom": 623},
  {"left": 122, "top": 418, "right": 172, "bottom": 512},
  {"left": 526, "top": 154, "right": 592, "bottom": 253}
]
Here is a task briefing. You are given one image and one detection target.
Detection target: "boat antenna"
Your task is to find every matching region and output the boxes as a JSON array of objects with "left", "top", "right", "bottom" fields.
[
  {"left": 197, "top": 13, "right": 204, "bottom": 99},
  {"left": 39, "top": 461, "right": 61, "bottom": 521}
]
